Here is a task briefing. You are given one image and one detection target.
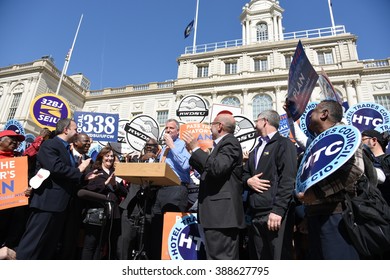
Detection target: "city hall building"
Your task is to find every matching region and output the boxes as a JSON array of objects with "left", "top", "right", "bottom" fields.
[{"left": 1, "top": 0, "right": 389, "bottom": 136}]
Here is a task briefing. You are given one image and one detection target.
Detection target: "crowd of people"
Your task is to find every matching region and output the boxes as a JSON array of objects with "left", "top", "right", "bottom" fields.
[{"left": 1, "top": 100, "right": 390, "bottom": 260}]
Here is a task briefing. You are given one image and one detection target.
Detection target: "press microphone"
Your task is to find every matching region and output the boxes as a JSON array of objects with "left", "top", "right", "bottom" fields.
[{"left": 77, "top": 189, "right": 111, "bottom": 203}]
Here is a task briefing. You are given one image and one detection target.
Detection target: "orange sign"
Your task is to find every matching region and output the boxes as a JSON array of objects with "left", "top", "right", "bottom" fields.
[
  {"left": 0, "top": 157, "right": 28, "bottom": 210},
  {"left": 180, "top": 122, "right": 213, "bottom": 151},
  {"left": 161, "top": 212, "right": 206, "bottom": 260}
]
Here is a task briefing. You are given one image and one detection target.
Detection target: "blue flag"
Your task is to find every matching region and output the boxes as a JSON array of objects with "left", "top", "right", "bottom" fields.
[
  {"left": 184, "top": 20, "right": 194, "bottom": 38},
  {"left": 286, "top": 40, "right": 319, "bottom": 121}
]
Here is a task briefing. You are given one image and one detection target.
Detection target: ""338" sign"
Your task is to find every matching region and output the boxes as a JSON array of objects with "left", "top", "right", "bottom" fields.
[{"left": 74, "top": 111, "right": 119, "bottom": 142}]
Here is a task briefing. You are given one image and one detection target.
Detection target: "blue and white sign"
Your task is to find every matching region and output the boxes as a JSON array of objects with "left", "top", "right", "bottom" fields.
[
  {"left": 299, "top": 102, "right": 318, "bottom": 141},
  {"left": 278, "top": 114, "right": 290, "bottom": 138},
  {"left": 374, "top": 123, "right": 390, "bottom": 134},
  {"left": 168, "top": 214, "right": 206, "bottom": 260},
  {"left": 74, "top": 111, "right": 119, "bottom": 142},
  {"left": 296, "top": 125, "right": 361, "bottom": 193},
  {"left": 4, "top": 119, "right": 26, "bottom": 152},
  {"left": 345, "top": 102, "right": 390, "bottom": 132}
]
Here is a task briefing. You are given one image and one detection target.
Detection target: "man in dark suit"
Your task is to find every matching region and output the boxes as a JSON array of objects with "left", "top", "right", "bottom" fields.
[
  {"left": 17, "top": 119, "right": 99, "bottom": 259},
  {"left": 182, "top": 113, "right": 246, "bottom": 260},
  {"left": 243, "top": 110, "right": 297, "bottom": 259}
]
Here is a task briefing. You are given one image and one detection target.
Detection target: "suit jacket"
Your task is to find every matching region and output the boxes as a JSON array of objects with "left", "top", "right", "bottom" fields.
[
  {"left": 30, "top": 136, "right": 85, "bottom": 212},
  {"left": 243, "top": 132, "right": 297, "bottom": 218},
  {"left": 190, "top": 133, "right": 246, "bottom": 229}
]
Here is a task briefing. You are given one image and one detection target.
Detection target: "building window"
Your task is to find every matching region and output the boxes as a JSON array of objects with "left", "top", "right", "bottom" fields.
[
  {"left": 254, "top": 58, "right": 268, "bottom": 71},
  {"left": 284, "top": 54, "right": 293, "bottom": 69},
  {"left": 157, "top": 110, "right": 169, "bottom": 125},
  {"left": 374, "top": 95, "right": 390, "bottom": 112},
  {"left": 318, "top": 51, "right": 334, "bottom": 65},
  {"left": 197, "top": 65, "right": 209, "bottom": 78},
  {"left": 225, "top": 62, "right": 237, "bottom": 75},
  {"left": 252, "top": 94, "right": 273, "bottom": 120},
  {"left": 256, "top": 23, "right": 268, "bottom": 41},
  {"left": 221, "top": 96, "right": 240, "bottom": 107},
  {"left": 7, "top": 92, "right": 22, "bottom": 120}
]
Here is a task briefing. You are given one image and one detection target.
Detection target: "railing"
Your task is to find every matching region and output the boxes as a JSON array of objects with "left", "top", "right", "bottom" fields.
[
  {"left": 363, "top": 59, "right": 390, "bottom": 68},
  {"left": 185, "top": 25, "right": 346, "bottom": 54},
  {"left": 87, "top": 81, "right": 175, "bottom": 96}
]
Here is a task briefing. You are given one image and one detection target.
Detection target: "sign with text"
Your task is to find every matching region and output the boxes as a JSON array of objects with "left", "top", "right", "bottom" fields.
[
  {"left": 278, "top": 114, "right": 290, "bottom": 138},
  {"left": 3, "top": 119, "right": 26, "bottom": 152},
  {"left": 161, "top": 212, "right": 206, "bottom": 260},
  {"left": 176, "top": 94, "right": 209, "bottom": 123},
  {"left": 345, "top": 102, "right": 390, "bottom": 132},
  {"left": 74, "top": 111, "right": 119, "bottom": 142},
  {"left": 179, "top": 122, "right": 213, "bottom": 151},
  {"left": 0, "top": 157, "right": 28, "bottom": 210},
  {"left": 296, "top": 125, "right": 361, "bottom": 193},
  {"left": 124, "top": 115, "right": 160, "bottom": 152},
  {"left": 234, "top": 115, "right": 256, "bottom": 153},
  {"left": 286, "top": 40, "right": 319, "bottom": 121},
  {"left": 29, "top": 93, "right": 71, "bottom": 129},
  {"left": 299, "top": 102, "right": 318, "bottom": 141}
]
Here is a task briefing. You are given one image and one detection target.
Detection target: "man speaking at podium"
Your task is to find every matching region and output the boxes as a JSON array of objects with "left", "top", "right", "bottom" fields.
[{"left": 151, "top": 118, "right": 191, "bottom": 259}]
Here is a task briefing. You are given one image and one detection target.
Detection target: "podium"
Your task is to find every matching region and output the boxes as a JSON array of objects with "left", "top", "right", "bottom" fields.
[
  {"left": 114, "top": 162, "right": 180, "bottom": 260},
  {"left": 114, "top": 162, "right": 181, "bottom": 186}
]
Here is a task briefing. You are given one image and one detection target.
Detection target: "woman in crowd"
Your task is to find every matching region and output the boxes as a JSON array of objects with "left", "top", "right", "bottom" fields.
[{"left": 80, "top": 146, "right": 124, "bottom": 259}]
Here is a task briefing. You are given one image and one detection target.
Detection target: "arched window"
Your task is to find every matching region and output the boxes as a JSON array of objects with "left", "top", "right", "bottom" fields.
[
  {"left": 252, "top": 94, "right": 273, "bottom": 120},
  {"left": 256, "top": 22, "right": 268, "bottom": 42},
  {"left": 221, "top": 96, "right": 240, "bottom": 107},
  {"left": 7, "top": 83, "right": 24, "bottom": 120}
]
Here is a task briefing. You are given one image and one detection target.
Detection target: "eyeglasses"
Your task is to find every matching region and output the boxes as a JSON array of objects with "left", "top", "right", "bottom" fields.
[
  {"left": 361, "top": 137, "right": 372, "bottom": 142},
  {"left": 255, "top": 118, "right": 266, "bottom": 123},
  {"left": 210, "top": 122, "right": 221, "bottom": 126}
]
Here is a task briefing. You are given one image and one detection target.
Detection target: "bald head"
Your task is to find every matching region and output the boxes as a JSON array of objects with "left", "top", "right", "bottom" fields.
[{"left": 217, "top": 114, "right": 236, "bottom": 134}]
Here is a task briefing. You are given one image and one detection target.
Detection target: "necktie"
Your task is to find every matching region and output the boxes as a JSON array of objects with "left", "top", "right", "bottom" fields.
[
  {"left": 254, "top": 138, "right": 263, "bottom": 169},
  {"left": 67, "top": 145, "right": 76, "bottom": 167}
]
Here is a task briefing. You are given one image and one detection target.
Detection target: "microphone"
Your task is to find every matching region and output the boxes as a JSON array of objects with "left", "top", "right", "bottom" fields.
[{"left": 77, "top": 189, "right": 111, "bottom": 203}]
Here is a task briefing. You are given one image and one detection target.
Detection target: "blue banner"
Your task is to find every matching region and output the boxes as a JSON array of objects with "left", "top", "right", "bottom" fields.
[
  {"left": 74, "top": 111, "right": 119, "bottom": 142},
  {"left": 296, "top": 125, "right": 361, "bottom": 193},
  {"left": 287, "top": 40, "right": 319, "bottom": 121}
]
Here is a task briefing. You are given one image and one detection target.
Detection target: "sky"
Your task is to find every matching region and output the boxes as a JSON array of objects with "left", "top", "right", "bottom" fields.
[{"left": 0, "top": 0, "right": 389, "bottom": 90}]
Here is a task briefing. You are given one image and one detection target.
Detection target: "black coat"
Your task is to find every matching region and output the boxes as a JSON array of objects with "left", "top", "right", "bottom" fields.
[{"left": 190, "top": 133, "right": 246, "bottom": 229}]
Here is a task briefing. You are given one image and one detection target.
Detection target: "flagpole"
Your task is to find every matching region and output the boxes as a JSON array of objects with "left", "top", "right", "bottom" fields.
[
  {"left": 192, "top": 0, "right": 199, "bottom": 54},
  {"left": 56, "top": 14, "right": 83, "bottom": 95},
  {"left": 327, "top": 0, "right": 336, "bottom": 35}
]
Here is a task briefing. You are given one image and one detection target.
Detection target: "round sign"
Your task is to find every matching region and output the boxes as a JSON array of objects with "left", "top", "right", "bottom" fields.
[
  {"left": 125, "top": 115, "right": 160, "bottom": 152},
  {"left": 299, "top": 102, "right": 318, "bottom": 141},
  {"left": 345, "top": 102, "right": 390, "bottom": 132},
  {"left": 168, "top": 214, "right": 206, "bottom": 260},
  {"left": 233, "top": 115, "right": 256, "bottom": 152},
  {"left": 29, "top": 93, "right": 71, "bottom": 129},
  {"left": 296, "top": 125, "right": 361, "bottom": 194},
  {"left": 176, "top": 94, "right": 209, "bottom": 123}
]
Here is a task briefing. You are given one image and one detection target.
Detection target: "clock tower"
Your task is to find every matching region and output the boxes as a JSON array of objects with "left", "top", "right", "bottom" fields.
[{"left": 240, "top": 0, "right": 284, "bottom": 45}]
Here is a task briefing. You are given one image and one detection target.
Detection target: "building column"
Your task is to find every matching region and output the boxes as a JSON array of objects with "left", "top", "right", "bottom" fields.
[
  {"left": 242, "top": 88, "right": 249, "bottom": 115},
  {"left": 345, "top": 80, "right": 357, "bottom": 106},
  {"left": 278, "top": 16, "right": 283, "bottom": 40},
  {"left": 246, "top": 20, "right": 250, "bottom": 45},
  {"left": 242, "top": 22, "right": 246, "bottom": 45},
  {"left": 273, "top": 15, "right": 277, "bottom": 41},
  {"left": 274, "top": 86, "right": 282, "bottom": 113},
  {"left": 354, "top": 79, "right": 363, "bottom": 103}
]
